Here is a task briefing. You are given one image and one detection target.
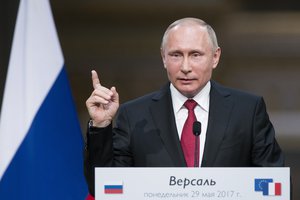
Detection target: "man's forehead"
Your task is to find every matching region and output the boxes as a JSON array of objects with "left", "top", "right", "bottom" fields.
[
  {"left": 164, "top": 25, "right": 214, "bottom": 52},
  {"left": 167, "top": 24, "right": 209, "bottom": 40}
]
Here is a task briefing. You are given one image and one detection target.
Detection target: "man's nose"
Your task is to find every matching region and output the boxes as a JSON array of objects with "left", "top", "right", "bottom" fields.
[{"left": 180, "top": 57, "right": 192, "bottom": 73}]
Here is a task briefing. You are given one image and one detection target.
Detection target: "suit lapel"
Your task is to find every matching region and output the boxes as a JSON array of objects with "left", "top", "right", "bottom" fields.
[
  {"left": 149, "top": 84, "right": 186, "bottom": 167},
  {"left": 201, "top": 81, "right": 234, "bottom": 167}
]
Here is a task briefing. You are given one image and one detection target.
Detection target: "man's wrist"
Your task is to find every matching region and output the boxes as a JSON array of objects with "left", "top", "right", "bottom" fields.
[{"left": 89, "top": 119, "right": 111, "bottom": 128}]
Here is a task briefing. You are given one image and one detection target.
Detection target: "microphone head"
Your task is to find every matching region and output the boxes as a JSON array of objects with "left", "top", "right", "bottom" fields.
[{"left": 193, "top": 121, "right": 201, "bottom": 136}]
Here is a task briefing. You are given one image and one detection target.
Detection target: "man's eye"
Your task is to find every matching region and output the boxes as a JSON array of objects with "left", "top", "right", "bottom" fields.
[
  {"left": 192, "top": 53, "right": 201, "bottom": 57},
  {"left": 170, "top": 53, "right": 181, "bottom": 57}
]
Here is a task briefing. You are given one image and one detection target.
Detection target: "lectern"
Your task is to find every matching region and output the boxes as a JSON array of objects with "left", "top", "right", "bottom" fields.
[{"left": 95, "top": 167, "right": 290, "bottom": 200}]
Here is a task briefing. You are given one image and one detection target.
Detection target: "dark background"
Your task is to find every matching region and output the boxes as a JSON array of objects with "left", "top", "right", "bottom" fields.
[{"left": 1, "top": 0, "right": 299, "bottom": 198}]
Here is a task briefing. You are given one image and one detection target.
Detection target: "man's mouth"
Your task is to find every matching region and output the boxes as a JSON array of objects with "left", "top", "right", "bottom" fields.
[{"left": 178, "top": 78, "right": 196, "bottom": 84}]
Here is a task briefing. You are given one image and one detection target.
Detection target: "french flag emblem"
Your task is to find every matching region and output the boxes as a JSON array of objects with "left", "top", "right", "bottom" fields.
[
  {"left": 104, "top": 182, "right": 123, "bottom": 194},
  {"left": 255, "top": 179, "right": 282, "bottom": 196}
]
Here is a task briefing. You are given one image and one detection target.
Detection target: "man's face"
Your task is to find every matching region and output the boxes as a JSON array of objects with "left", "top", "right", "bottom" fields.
[{"left": 161, "top": 24, "right": 221, "bottom": 98}]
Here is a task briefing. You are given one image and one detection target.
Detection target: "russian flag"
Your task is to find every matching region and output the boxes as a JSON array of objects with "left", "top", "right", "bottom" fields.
[
  {"left": 0, "top": 0, "right": 88, "bottom": 199},
  {"left": 104, "top": 182, "right": 124, "bottom": 194}
]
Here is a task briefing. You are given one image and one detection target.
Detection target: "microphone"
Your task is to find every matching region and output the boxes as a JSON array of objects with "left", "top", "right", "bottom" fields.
[
  {"left": 193, "top": 121, "right": 201, "bottom": 136},
  {"left": 193, "top": 121, "right": 201, "bottom": 167}
]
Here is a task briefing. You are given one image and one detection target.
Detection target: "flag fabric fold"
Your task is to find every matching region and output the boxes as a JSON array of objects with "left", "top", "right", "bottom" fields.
[{"left": 0, "top": 0, "right": 88, "bottom": 199}]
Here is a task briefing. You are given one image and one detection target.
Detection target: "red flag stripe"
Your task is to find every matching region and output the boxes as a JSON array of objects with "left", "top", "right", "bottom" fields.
[{"left": 275, "top": 183, "right": 281, "bottom": 196}]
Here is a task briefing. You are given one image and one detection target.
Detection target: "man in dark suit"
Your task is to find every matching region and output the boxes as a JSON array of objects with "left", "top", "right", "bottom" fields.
[{"left": 84, "top": 17, "right": 284, "bottom": 197}]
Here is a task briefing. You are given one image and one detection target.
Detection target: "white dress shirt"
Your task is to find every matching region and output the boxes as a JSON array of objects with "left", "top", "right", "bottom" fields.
[{"left": 170, "top": 81, "right": 210, "bottom": 167}]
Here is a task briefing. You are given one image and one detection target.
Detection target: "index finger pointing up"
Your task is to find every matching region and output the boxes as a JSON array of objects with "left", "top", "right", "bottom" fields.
[{"left": 91, "top": 70, "right": 101, "bottom": 89}]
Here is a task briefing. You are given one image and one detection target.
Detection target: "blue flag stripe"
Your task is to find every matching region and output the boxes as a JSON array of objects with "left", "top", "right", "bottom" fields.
[
  {"left": 105, "top": 185, "right": 123, "bottom": 189},
  {"left": 0, "top": 68, "right": 87, "bottom": 199}
]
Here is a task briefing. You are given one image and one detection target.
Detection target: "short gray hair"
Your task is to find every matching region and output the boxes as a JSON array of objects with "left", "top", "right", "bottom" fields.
[{"left": 161, "top": 18, "right": 219, "bottom": 51}]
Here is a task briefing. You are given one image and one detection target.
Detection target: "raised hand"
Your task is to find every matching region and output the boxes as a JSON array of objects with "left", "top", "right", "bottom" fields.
[{"left": 86, "top": 70, "right": 119, "bottom": 127}]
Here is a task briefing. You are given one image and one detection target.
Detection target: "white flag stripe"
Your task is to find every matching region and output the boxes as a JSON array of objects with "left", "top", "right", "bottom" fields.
[
  {"left": 105, "top": 181, "right": 123, "bottom": 186},
  {"left": 0, "top": 0, "right": 63, "bottom": 179},
  {"left": 268, "top": 182, "right": 276, "bottom": 195}
]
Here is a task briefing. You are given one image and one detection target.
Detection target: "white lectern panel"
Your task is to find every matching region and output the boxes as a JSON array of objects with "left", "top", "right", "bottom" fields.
[{"left": 95, "top": 167, "right": 290, "bottom": 200}]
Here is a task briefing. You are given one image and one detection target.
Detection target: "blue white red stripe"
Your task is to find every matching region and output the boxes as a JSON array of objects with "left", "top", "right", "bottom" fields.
[
  {"left": 104, "top": 182, "right": 123, "bottom": 194},
  {"left": 0, "top": 0, "right": 87, "bottom": 199}
]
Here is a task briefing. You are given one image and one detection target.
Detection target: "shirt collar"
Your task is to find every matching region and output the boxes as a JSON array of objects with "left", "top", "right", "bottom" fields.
[{"left": 170, "top": 81, "right": 211, "bottom": 114}]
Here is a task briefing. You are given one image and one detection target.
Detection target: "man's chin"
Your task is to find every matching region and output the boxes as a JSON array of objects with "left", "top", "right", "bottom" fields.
[{"left": 178, "top": 88, "right": 197, "bottom": 98}]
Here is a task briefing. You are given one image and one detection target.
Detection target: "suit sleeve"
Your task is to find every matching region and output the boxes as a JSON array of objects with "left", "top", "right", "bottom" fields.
[
  {"left": 84, "top": 106, "right": 134, "bottom": 196},
  {"left": 84, "top": 124, "right": 114, "bottom": 196},
  {"left": 251, "top": 97, "right": 285, "bottom": 167}
]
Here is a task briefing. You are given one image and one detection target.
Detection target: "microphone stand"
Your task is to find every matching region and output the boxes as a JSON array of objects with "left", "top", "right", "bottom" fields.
[{"left": 194, "top": 135, "right": 199, "bottom": 167}]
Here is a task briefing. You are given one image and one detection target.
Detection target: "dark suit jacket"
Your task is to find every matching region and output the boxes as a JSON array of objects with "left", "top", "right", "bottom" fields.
[{"left": 84, "top": 81, "right": 284, "bottom": 195}]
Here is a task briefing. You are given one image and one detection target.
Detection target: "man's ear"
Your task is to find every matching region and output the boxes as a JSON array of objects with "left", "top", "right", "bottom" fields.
[{"left": 212, "top": 47, "right": 221, "bottom": 69}]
